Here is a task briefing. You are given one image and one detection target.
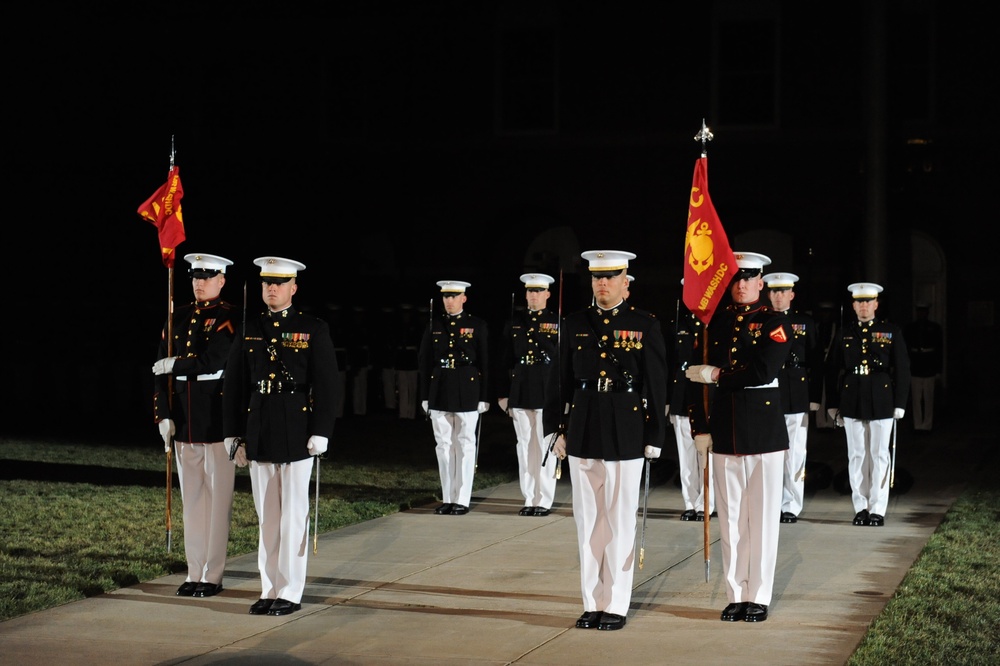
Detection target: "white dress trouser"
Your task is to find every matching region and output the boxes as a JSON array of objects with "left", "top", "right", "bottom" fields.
[
  {"left": 175, "top": 440, "right": 235, "bottom": 586},
  {"left": 781, "top": 412, "right": 809, "bottom": 516},
  {"left": 249, "top": 458, "right": 314, "bottom": 604},
  {"left": 429, "top": 409, "right": 479, "bottom": 507},
  {"left": 510, "top": 407, "right": 557, "bottom": 509},
  {"left": 714, "top": 451, "right": 783, "bottom": 606},
  {"left": 843, "top": 417, "right": 894, "bottom": 516},
  {"left": 672, "top": 416, "right": 714, "bottom": 513},
  {"left": 568, "top": 456, "right": 643, "bottom": 617}
]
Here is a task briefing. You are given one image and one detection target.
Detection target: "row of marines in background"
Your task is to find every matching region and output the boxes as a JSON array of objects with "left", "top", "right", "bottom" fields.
[{"left": 151, "top": 249, "right": 919, "bottom": 628}]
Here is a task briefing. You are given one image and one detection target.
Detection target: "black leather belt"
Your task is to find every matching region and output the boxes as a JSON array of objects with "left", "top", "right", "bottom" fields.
[
  {"left": 576, "top": 378, "right": 637, "bottom": 393},
  {"left": 257, "top": 380, "right": 309, "bottom": 394}
]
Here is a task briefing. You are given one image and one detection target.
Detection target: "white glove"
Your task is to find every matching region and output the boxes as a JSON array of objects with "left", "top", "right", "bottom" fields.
[
  {"left": 664, "top": 404, "right": 670, "bottom": 417},
  {"left": 158, "top": 419, "right": 175, "bottom": 452},
  {"left": 644, "top": 445, "right": 661, "bottom": 459},
  {"left": 421, "top": 400, "right": 429, "bottom": 414},
  {"left": 307, "top": 435, "right": 329, "bottom": 456},
  {"left": 498, "top": 397, "right": 509, "bottom": 413},
  {"left": 668, "top": 414, "right": 677, "bottom": 426},
  {"left": 152, "top": 357, "right": 176, "bottom": 375},
  {"left": 894, "top": 408, "right": 905, "bottom": 420},
  {"left": 477, "top": 401, "right": 489, "bottom": 414},
  {"left": 827, "top": 408, "right": 839, "bottom": 422},
  {"left": 809, "top": 402, "right": 821, "bottom": 412},
  {"left": 225, "top": 437, "right": 248, "bottom": 468},
  {"left": 685, "top": 364, "right": 718, "bottom": 384},
  {"left": 694, "top": 434, "right": 713, "bottom": 456}
]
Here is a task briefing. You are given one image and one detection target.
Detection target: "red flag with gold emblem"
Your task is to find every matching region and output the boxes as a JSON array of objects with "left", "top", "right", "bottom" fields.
[
  {"left": 138, "top": 166, "right": 186, "bottom": 268},
  {"left": 683, "top": 157, "right": 737, "bottom": 324}
]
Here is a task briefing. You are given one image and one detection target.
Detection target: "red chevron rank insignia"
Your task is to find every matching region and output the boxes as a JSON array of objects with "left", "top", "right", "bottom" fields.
[{"left": 770, "top": 325, "right": 789, "bottom": 343}]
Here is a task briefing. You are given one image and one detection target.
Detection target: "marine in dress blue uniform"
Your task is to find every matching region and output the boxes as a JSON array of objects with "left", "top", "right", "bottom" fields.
[
  {"left": 763, "top": 272, "right": 823, "bottom": 524},
  {"left": 152, "top": 253, "right": 237, "bottom": 599},
  {"left": 669, "top": 296, "right": 715, "bottom": 521},
  {"left": 546, "top": 250, "right": 668, "bottom": 632},
  {"left": 825, "top": 282, "right": 911, "bottom": 527},
  {"left": 419, "top": 280, "right": 490, "bottom": 515},
  {"left": 686, "top": 252, "right": 792, "bottom": 623},
  {"left": 223, "top": 257, "right": 339, "bottom": 616},
  {"left": 497, "top": 273, "right": 559, "bottom": 516}
]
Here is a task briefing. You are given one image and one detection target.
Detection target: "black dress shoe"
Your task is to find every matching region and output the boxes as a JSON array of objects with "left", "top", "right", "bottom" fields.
[
  {"left": 575, "top": 611, "right": 603, "bottom": 629},
  {"left": 597, "top": 612, "right": 626, "bottom": 630},
  {"left": 192, "top": 582, "right": 223, "bottom": 598},
  {"left": 679, "top": 509, "right": 697, "bottom": 522},
  {"left": 249, "top": 598, "right": 274, "bottom": 615},
  {"left": 434, "top": 503, "right": 453, "bottom": 515},
  {"left": 780, "top": 512, "right": 798, "bottom": 524},
  {"left": 518, "top": 506, "right": 535, "bottom": 516},
  {"left": 695, "top": 511, "right": 705, "bottom": 522},
  {"left": 267, "top": 599, "right": 302, "bottom": 616},
  {"left": 720, "top": 602, "right": 749, "bottom": 621},
  {"left": 853, "top": 510, "right": 870, "bottom": 526},
  {"left": 175, "top": 581, "right": 197, "bottom": 597},
  {"left": 744, "top": 602, "right": 768, "bottom": 622},
  {"left": 533, "top": 507, "right": 551, "bottom": 516},
  {"left": 449, "top": 504, "right": 469, "bottom": 515},
  {"left": 868, "top": 513, "right": 885, "bottom": 526}
]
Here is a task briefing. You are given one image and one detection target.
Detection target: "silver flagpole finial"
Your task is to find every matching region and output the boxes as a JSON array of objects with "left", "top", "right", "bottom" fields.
[{"left": 693, "top": 119, "right": 714, "bottom": 157}]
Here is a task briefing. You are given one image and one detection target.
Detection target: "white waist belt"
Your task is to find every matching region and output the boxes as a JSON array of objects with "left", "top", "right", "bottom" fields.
[
  {"left": 176, "top": 370, "right": 224, "bottom": 381},
  {"left": 746, "top": 378, "right": 779, "bottom": 389}
]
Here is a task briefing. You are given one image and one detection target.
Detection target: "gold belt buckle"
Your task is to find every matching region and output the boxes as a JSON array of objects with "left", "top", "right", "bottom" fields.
[{"left": 597, "top": 377, "right": 612, "bottom": 392}]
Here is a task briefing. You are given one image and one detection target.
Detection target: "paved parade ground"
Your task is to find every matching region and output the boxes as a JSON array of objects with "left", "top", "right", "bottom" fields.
[{"left": 0, "top": 409, "right": 988, "bottom": 665}]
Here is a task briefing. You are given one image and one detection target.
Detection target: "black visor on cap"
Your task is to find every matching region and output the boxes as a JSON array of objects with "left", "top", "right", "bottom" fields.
[
  {"left": 735, "top": 267, "right": 762, "bottom": 280},
  {"left": 525, "top": 287, "right": 547, "bottom": 292},
  {"left": 190, "top": 269, "right": 221, "bottom": 279},
  {"left": 590, "top": 269, "right": 624, "bottom": 279},
  {"left": 261, "top": 276, "right": 293, "bottom": 285}
]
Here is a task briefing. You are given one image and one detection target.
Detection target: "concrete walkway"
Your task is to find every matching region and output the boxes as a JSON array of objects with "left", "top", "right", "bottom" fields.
[{"left": 0, "top": 415, "right": 984, "bottom": 665}]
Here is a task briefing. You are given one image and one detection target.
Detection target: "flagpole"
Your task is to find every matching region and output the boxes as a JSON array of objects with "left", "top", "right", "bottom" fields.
[
  {"left": 164, "top": 135, "right": 178, "bottom": 553},
  {"left": 693, "top": 120, "right": 714, "bottom": 582}
]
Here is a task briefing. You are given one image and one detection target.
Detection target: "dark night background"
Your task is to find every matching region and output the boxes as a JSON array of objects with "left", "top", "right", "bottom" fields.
[{"left": 4, "top": 1, "right": 997, "bottom": 441}]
